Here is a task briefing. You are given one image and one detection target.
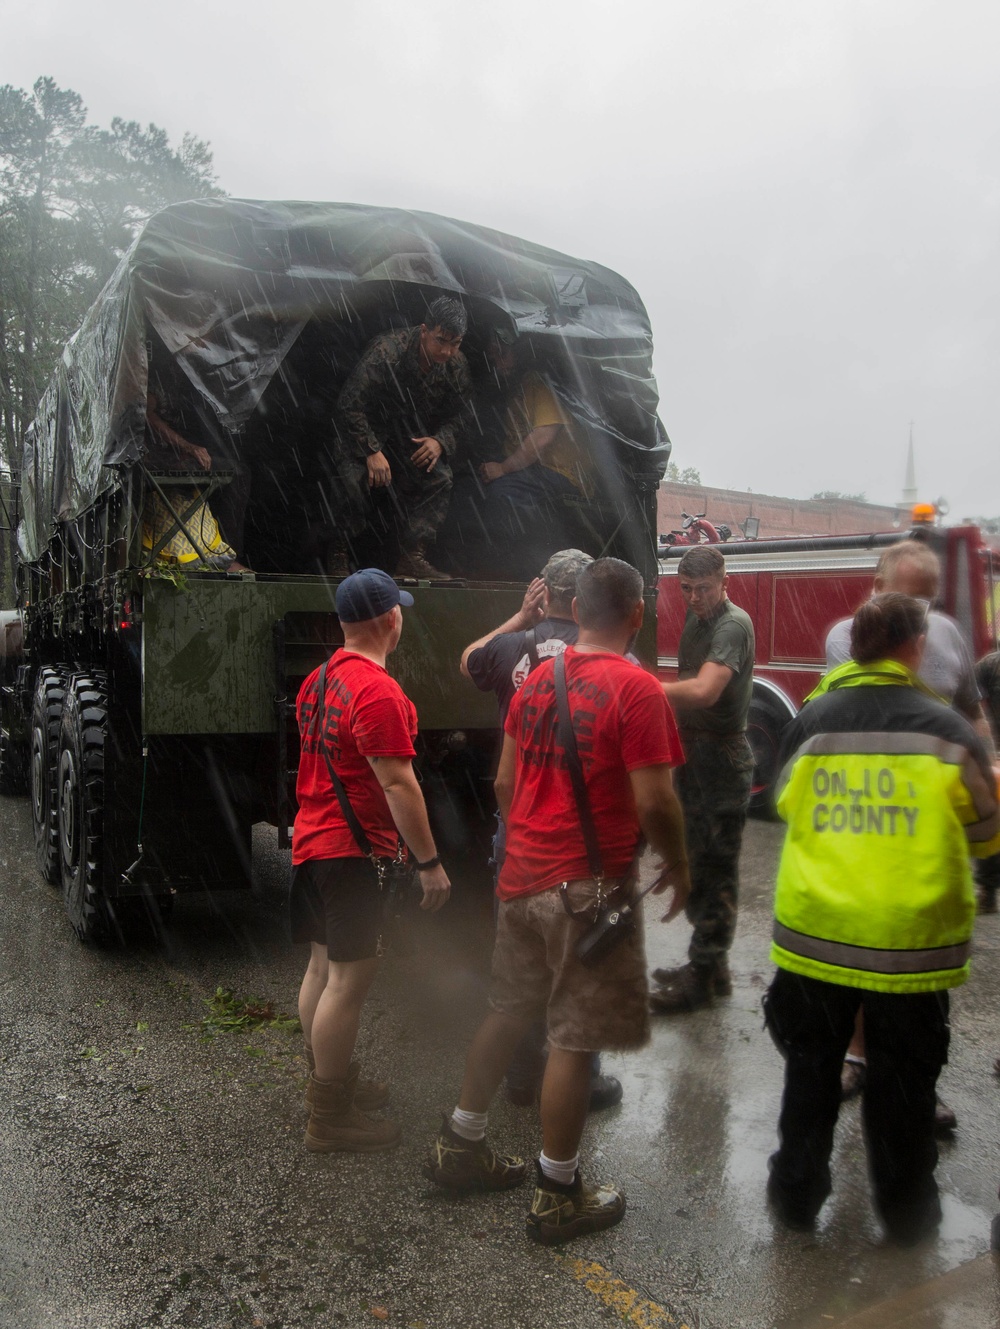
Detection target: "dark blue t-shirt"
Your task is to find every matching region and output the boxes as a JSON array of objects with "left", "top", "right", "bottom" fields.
[{"left": 466, "top": 618, "right": 579, "bottom": 723}]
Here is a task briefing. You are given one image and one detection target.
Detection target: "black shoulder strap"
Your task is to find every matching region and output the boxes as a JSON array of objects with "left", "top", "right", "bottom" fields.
[
  {"left": 554, "top": 651, "right": 604, "bottom": 881},
  {"left": 525, "top": 626, "right": 540, "bottom": 671},
  {"left": 315, "top": 661, "right": 374, "bottom": 860}
]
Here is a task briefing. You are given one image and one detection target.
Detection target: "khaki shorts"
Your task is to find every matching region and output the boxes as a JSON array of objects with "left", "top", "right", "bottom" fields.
[{"left": 489, "top": 879, "right": 650, "bottom": 1053}]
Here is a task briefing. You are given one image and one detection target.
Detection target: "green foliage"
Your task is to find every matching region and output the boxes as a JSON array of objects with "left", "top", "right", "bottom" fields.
[
  {"left": 811, "top": 489, "right": 867, "bottom": 502},
  {"left": 135, "top": 563, "right": 189, "bottom": 592},
  {"left": 193, "top": 986, "right": 301, "bottom": 1041},
  {"left": 0, "top": 76, "right": 223, "bottom": 470},
  {"left": 965, "top": 514, "right": 1000, "bottom": 534},
  {"left": 666, "top": 461, "right": 702, "bottom": 485}
]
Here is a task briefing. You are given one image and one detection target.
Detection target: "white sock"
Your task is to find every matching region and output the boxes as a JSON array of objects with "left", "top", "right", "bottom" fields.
[
  {"left": 844, "top": 1054, "right": 866, "bottom": 1067},
  {"left": 539, "top": 1151, "right": 579, "bottom": 1187},
  {"left": 449, "top": 1107, "right": 488, "bottom": 1141}
]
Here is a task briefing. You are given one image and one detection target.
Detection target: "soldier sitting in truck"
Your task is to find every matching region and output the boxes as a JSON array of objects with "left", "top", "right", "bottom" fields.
[
  {"left": 438, "top": 331, "right": 594, "bottom": 581},
  {"left": 333, "top": 296, "right": 472, "bottom": 581},
  {"left": 142, "top": 391, "right": 247, "bottom": 571}
]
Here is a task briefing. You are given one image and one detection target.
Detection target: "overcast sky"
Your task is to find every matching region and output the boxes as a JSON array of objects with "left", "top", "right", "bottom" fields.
[{"left": 6, "top": 0, "right": 999, "bottom": 518}]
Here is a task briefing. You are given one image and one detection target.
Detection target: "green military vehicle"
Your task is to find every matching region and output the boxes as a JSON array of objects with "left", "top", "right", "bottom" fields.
[{"left": 0, "top": 199, "right": 669, "bottom": 943}]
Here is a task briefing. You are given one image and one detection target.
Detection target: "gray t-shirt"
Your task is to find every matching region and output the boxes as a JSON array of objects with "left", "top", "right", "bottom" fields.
[
  {"left": 824, "top": 610, "right": 982, "bottom": 717},
  {"left": 675, "top": 599, "right": 755, "bottom": 737}
]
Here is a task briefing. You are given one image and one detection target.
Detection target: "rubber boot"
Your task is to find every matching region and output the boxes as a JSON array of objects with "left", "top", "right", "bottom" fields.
[{"left": 304, "top": 1072, "right": 400, "bottom": 1153}]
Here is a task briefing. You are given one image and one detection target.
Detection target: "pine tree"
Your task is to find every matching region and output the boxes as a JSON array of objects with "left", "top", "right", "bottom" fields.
[{"left": 0, "top": 77, "right": 223, "bottom": 470}]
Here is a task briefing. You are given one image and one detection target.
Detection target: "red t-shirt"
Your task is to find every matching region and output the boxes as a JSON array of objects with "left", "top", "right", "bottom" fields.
[
  {"left": 498, "top": 647, "right": 684, "bottom": 899},
  {"left": 292, "top": 650, "right": 417, "bottom": 864}
]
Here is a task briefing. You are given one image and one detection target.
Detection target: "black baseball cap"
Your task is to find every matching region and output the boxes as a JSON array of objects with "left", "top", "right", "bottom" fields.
[{"left": 335, "top": 568, "right": 414, "bottom": 623}]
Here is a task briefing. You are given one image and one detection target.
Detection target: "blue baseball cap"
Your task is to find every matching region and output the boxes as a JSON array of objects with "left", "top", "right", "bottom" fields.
[{"left": 335, "top": 568, "right": 414, "bottom": 623}]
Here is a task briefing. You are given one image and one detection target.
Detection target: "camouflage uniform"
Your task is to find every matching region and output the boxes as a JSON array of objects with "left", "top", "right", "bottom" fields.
[
  {"left": 677, "top": 734, "right": 754, "bottom": 966},
  {"left": 335, "top": 327, "right": 471, "bottom": 551},
  {"left": 673, "top": 600, "right": 755, "bottom": 970}
]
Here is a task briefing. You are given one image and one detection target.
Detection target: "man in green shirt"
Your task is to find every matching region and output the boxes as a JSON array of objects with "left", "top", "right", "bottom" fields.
[{"left": 652, "top": 546, "right": 755, "bottom": 1012}]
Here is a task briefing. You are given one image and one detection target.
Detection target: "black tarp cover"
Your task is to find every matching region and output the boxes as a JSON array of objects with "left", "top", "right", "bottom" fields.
[{"left": 19, "top": 198, "right": 669, "bottom": 564}]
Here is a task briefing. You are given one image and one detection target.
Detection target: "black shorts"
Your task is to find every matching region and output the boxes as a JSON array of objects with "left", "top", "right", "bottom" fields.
[{"left": 289, "top": 857, "right": 384, "bottom": 961}]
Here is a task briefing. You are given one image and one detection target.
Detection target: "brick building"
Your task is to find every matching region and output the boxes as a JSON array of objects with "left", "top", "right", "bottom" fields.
[{"left": 657, "top": 481, "right": 903, "bottom": 542}]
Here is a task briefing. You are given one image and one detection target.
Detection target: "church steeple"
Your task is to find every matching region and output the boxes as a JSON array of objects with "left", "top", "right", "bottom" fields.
[{"left": 902, "top": 423, "right": 917, "bottom": 506}]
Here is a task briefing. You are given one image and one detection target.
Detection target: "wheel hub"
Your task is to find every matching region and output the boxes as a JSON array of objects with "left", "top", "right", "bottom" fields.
[
  {"left": 58, "top": 748, "right": 78, "bottom": 874},
  {"left": 30, "top": 730, "right": 46, "bottom": 825}
]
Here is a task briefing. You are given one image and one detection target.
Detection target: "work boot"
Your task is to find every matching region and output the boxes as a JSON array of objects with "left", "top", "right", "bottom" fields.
[
  {"left": 304, "top": 1073, "right": 400, "bottom": 1153},
  {"left": 506, "top": 1070, "right": 623, "bottom": 1114},
  {"left": 649, "top": 962, "right": 717, "bottom": 1013},
  {"left": 304, "top": 1059, "right": 390, "bottom": 1113},
  {"left": 588, "top": 1074, "right": 624, "bottom": 1112},
  {"left": 525, "top": 1162, "right": 626, "bottom": 1246},
  {"left": 395, "top": 544, "right": 452, "bottom": 581},
  {"left": 324, "top": 547, "right": 352, "bottom": 579},
  {"left": 880, "top": 1194, "right": 942, "bottom": 1247},
  {"left": 840, "top": 1056, "right": 867, "bottom": 1102},
  {"left": 765, "top": 1165, "right": 820, "bottom": 1232},
  {"left": 652, "top": 955, "right": 731, "bottom": 997},
  {"left": 933, "top": 1095, "right": 957, "bottom": 1136},
  {"left": 504, "top": 1081, "right": 537, "bottom": 1108},
  {"left": 423, "top": 1117, "right": 527, "bottom": 1193}
]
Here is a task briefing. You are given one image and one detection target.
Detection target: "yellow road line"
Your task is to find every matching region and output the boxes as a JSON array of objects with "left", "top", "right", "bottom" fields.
[{"left": 553, "top": 1255, "right": 691, "bottom": 1329}]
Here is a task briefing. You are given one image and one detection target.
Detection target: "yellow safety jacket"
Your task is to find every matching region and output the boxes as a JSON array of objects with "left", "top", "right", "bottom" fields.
[{"left": 772, "top": 658, "right": 1000, "bottom": 993}]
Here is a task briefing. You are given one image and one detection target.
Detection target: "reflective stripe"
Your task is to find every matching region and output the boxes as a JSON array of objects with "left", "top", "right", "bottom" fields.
[
  {"left": 791, "top": 732, "right": 968, "bottom": 764},
  {"left": 775, "top": 731, "right": 970, "bottom": 803},
  {"left": 774, "top": 755, "right": 796, "bottom": 803},
  {"left": 772, "top": 922, "right": 970, "bottom": 974}
]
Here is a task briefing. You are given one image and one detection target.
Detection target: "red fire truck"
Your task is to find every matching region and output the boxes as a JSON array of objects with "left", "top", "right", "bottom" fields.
[{"left": 656, "top": 520, "right": 1000, "bottom": 811}]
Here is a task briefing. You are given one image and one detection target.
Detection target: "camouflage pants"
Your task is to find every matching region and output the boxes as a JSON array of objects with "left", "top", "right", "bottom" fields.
[
  {"left": 336, "top": 436, "right": 453, "bottom": 552},
  {"left": 677, "top": 734, "right": 754, "bottom": 967}
]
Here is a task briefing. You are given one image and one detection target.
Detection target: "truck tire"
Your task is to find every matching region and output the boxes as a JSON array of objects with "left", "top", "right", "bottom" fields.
[
  {"left": 0, "top": 724, "right": 27, "bottom": 795},
  {"left": 747, "top": 691, "right": 791, "bottom": 819},
  {"left": 58, "top": 673, "right": 111, "bottom": 945},
  {"left": 30, "top": 667, "right": 68, "bottom": 883}
]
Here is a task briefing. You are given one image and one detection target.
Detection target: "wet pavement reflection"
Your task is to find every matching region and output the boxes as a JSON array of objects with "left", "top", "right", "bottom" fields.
[{"left": 0, "top": 801, "right": 997, "bottom": 1328}]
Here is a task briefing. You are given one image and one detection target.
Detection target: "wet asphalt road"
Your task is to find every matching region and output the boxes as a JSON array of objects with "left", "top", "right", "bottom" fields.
[{"left": 1, "top": 797, "right": 999, "bottom": 1329}]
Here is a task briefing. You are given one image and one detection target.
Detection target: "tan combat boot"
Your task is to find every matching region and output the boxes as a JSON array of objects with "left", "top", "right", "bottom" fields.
[
  {"left": 303, "top": 1056, "right": 390, "bottom": 1113},
  {"left": 304, "top": 1072, "right": 400, "bottom": 1153},
  {"left": 395, "top": 544, "right": 452, "bottom": 580}
]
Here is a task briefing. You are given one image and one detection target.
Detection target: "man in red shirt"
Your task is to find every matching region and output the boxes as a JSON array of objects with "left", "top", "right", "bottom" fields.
[
  {"left": 293, "top": 568, "right": 450, "bottom": 1153},
  {"left": 426, "top": 558, "right": 690, "bottom": 1244}
]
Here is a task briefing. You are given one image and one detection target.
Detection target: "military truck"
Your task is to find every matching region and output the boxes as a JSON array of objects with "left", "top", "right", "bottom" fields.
[{"left": 0, "top": 199, "right": 669, "bottom": 943}]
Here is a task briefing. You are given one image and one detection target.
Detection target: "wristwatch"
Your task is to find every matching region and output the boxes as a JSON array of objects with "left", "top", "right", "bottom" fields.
[{"left": 414, "top": 854, "right": 441, "bottom": 871}]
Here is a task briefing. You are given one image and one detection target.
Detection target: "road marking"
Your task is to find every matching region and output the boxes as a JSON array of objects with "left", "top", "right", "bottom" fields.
[{"left": 553, "top": 1255, "right": 691, "bottom": 1328}]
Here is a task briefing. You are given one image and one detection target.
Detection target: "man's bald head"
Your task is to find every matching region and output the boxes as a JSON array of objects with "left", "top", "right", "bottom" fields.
[{"left": 874, "top": 540, "right": 940, "bottom": 601}]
